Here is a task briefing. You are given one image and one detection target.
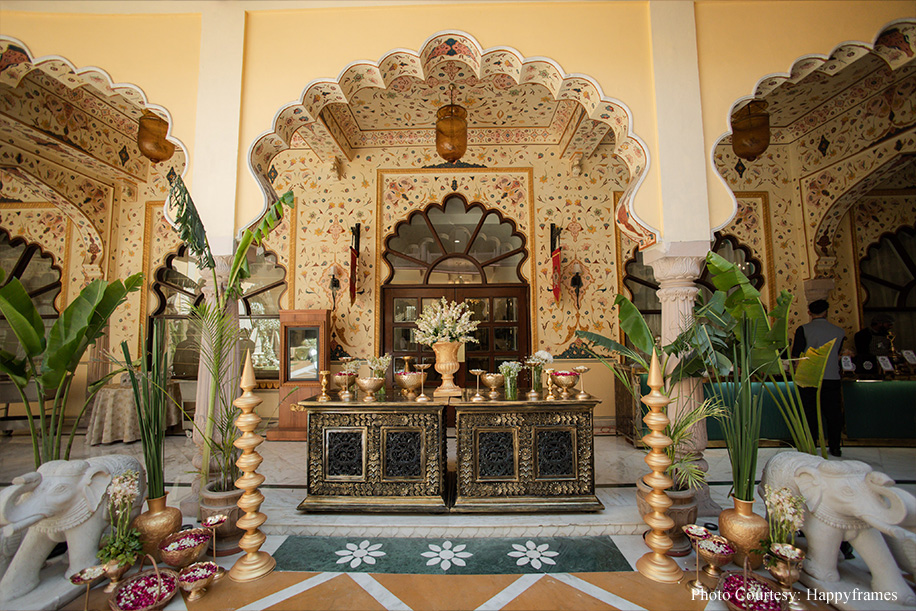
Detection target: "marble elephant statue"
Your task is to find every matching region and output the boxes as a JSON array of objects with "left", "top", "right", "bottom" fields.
[
  {"left": 0, "top": 454, "right": 145, "bottom": 603},
  {"left": 761, "top": 451, "right": 916, "bottom": 607},
  {"left": 884, "top": 484, "right": 916, "bottom": 578}
]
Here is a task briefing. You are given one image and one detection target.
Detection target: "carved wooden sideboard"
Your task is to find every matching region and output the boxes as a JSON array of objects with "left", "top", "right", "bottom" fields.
[
  {"left": 297, "top": 400, "right": 449, "bottom": 512},
  {"left": 296, "top": 396, "right": 602, "bottom": 513},
  {"left": 453, "top": 399, "right": 602, "bottom": 512}
]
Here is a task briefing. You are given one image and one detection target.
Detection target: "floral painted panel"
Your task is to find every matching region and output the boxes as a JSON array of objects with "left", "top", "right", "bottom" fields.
[
  {"left": 270, "top": 142, "right": 628, "bottom": 358},
  {"left": 855, "top": 195, "right": 916, "bottom": 260},
  {"left": 0, "top": 72, "right": 149, "bottom": 180}
]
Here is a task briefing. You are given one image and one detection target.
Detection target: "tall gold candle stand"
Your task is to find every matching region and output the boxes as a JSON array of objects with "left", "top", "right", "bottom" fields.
[
  {"left": 229, "top": 352, "right": 276, "bottom": 582},
  {"left": 544, "top": 368, "right": 557, "bottom": 401},
  {"left": 635, "top": 349, "right": 683, "bottom": 583}
]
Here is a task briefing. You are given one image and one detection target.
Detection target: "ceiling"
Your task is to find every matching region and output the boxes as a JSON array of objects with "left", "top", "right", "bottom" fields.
[{"left": 249, "top": 31, "right": 653, "bottom": 247}]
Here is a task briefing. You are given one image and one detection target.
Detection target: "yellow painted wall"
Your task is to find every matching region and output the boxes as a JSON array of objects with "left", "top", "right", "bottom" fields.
[
  {"left": 0, "top": 10, "right": 202, "bottom": 183},
  {"left": 695, "top": 0, "right": 916, "bottom": 229},
  {"left": 237, "top": 2, "right": 659, "bottom": 232}
]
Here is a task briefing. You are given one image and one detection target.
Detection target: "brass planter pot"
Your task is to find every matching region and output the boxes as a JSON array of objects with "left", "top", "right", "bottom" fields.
[
  {"left": 131, "top": 494, "right": 182, "bottom": 562},
  {"left": 200, "top": 481, "right": 244, "bottom": 555},
  {"left": 718, "top": 497, "right": 769, "bottom": 569}
]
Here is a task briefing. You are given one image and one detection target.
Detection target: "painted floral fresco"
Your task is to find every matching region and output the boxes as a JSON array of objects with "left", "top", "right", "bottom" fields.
[{"left": 269, "top": 142, "right": 630, "bottom": 357}]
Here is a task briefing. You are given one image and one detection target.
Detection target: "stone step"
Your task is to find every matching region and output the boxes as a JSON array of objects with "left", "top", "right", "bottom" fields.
[{"left": 258, "top": 488, "right": 648, "bottom": 538}]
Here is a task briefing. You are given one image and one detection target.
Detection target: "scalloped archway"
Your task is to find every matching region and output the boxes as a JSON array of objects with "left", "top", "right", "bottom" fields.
[{"left": 248, "top": 30, "right": 657, "bottom": 249}]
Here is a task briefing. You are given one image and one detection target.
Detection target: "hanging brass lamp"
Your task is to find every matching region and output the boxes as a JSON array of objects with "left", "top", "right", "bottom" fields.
[
  {"left": 436, "top": 84, "right": 467, "bottom": 163},
  {"left": 731, "top": 100, "right": 770, "bottom": 162},
  {"left": 137, "top": 110, "right": 176, "bottom": 163}
]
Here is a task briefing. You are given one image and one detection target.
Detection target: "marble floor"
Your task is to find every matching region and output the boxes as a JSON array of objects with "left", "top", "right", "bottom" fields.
[{"left": 4, "top": 432, "right": 915, "bottom": 610}]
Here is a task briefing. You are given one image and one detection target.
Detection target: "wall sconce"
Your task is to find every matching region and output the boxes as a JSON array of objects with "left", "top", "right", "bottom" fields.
[
  {"left": 328, "top": 263, "right": 343, "bottom": 309},
  {"left": 570, "top": 263, "right": 583, "bottom": 309}
]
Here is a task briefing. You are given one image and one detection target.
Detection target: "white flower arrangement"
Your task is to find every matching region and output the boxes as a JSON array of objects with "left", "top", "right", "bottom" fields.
[
  {"left": 763, "top": 484, "right": 806, "bottom": 545},
  {"left": 529, "top": 350, "right": 553, "bottom": 365},
  {"left": 342, "top": 359, "right": 361, "bottom": 375},
  {"left": 413, "top": 298, "right": 480, "bottom": 346},
  {"left": 498, "top": 361, "right": 523, "bottom": 380},
  {"left": 367, "top": 353, "right": 392, "bottom": 377}
]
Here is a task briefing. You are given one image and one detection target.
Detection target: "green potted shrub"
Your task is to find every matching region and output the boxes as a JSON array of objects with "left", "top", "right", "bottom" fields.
[{"left": 0, "top": 269, "right": 141, "bottom": 468}]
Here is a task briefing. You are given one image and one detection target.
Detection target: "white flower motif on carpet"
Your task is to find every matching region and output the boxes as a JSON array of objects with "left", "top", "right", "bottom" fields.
[
  {"left": 334, "top": 540, "right": 385, "bottom": 568},
  {"left": 508, "top": 541, "right": 559, "bottom": 569},
  {"left": 421, "top": 540, "right": 473, "bottom": 571}
]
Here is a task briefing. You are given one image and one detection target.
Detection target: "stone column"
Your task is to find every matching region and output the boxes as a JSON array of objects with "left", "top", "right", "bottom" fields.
[
  {"left": 181, "top": 254, "right": 242, "bottom": 517},
  {"left": 646, "top": 251, "right": 721, "bottom": 517}
]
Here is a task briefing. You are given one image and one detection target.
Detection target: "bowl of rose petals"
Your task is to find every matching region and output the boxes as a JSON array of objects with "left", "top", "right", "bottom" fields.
[
  {"left": 178, "top": 561, "right": 218, "bottom": 602},
  {"left": 202, "top": 514, "right": 227, "bottom": 529},
  {"left": 718, "top": 571, "right": 787, "bottom": 611},
  {"left": 158, "top": 528, "right": 211, "bottom": 568},
  {"left": 682, "top": 524, "right": 711, "bottom": 540},
  {"left": 108, "top": 567, "right": 178, "bottom": 611},
  {"left": 769, "top": 542, "right": 804, "bottom": 563},
  {"left": 70, "top": 565, "right": 105, "bottom": 585},
  {"left": 697, "top": 535, "right": 736, "bottom": 578}
]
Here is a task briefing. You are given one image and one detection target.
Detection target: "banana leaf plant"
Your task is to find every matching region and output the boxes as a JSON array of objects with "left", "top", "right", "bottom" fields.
[
  {"left": 168, "top": 174, "right": 294, "bottom": 489},
  {"left": 577, "top": 251, "right": 835, "bottom": 499},
  {"left": 0, "top": 270, "right": 143, "bottom": 468}
]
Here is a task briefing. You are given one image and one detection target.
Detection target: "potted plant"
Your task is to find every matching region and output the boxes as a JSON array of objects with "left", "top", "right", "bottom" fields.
[
  {"left": 167, "top": 176, "right": 293, "bottom": 524},
  {"left": 0, "top": 269, "right": 142, "bottom": 468},
  {"left": 98, "top": 469, "right": 144, "bottom": 592},
  {"left": 120, "top": 322, "right": 182, "bottom": 560}
]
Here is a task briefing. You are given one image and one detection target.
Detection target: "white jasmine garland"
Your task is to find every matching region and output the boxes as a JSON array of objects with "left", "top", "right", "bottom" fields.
[{"left": 414, "top": 298, "right": 480, "bottom": 346}]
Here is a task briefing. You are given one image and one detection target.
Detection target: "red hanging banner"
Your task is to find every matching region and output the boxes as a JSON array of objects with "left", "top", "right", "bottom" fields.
[
  {"left": 550, "top": 224, "right": 562, "bottom": 304},
  {"left": 349, "top": 223, "right": 360, "bottom": 302},
  {"left": 551, "top": 246, "right": 561, "bottom": 304}
]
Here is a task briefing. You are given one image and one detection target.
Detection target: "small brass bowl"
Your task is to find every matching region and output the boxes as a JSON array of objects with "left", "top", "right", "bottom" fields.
[
  {"left": 480, "top": 373, "right": 504, "bottom": 400},
  {"left": 158, "top": 528, "right": 211, "bottom": 569},
  {"left": 355, "top": 377, "right": 385, "bottom": 402},
  {"left": 550, "top": 371, "right": 579, "bottom": 399},
  {"left": 178, "top": 561, "right": 217, "bottom": 602},
  {"left": 395, "top": 371, "right": 425, "bottom": 400},
  {"left": 333, "top": 372, "right": 356, "bottom": 400},
  {"left": 697, "top": 535, "right": 735, "bottom": 578}
]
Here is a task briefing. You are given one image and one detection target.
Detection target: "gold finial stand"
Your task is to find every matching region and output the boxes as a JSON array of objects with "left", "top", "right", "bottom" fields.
[
  {"left": 635, "top": 349, "right": 683, "bottom": 583},
  {"left": 318, "top": 370, "right": 331, "bottom": 402},
  {"left": 229, "top": 352, "right": 276, "bottom": 582},
  {"left": 544, "top": 368, "right": 557, "bottom": 401}
]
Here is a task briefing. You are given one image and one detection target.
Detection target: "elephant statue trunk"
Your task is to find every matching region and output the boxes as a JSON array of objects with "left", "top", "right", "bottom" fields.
[
  {"left": 761, "top": 451, "right": 916, "bottom": 607},
  {"left": 0, "top": 454, "right": 145, "bottom": 605}
]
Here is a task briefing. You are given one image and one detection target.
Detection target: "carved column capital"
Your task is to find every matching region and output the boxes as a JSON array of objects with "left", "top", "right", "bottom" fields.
[{"left": 647, "top": 255, "right": 704, "bottom": 285}]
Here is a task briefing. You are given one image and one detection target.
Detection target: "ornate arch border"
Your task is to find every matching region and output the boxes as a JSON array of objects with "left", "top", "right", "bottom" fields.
[
  {"left": 0, "top": 36, "right": 190, "bottom": 228},
  {"left": 247, "top": 30, "right": 657, "bottom": 249},
  {"left": 711, "top": 19, "right": 916, "bottom": 234}
]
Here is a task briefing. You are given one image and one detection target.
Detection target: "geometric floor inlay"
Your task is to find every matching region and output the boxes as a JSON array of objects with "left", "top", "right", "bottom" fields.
[{"left": 273, "top": 536, "right": 632, "bottom": 575}]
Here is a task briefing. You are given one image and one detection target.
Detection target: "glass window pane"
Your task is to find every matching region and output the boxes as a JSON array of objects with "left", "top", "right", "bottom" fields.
[
  {"left": 240, "top": 318, "right": 280, "bottom": 378},
  {"left": 393, "top": 327, "right": 417, "bottom": 352},
  {"left": 494, "top": 327, "right": 517, "bottom": 352},
  {"left": 428, "top": 258, "right": 482, "bottom": 284},
  {"left": 169, "top": 319, "right": 199, "bottom": 378},
  {"left": 388, "top": 214, "right": 440, "bottom": 263},
  {"left": 467, "top": 356, "right": 490, "bottom": 373},
  {"left": 427, "top": 196, "right": 482, "bottom": 255},
  {"left": 394, "top": 298, "right": 419, "bottom": 322},
  {"left": 464, "top": 297, "right": 489, "bottom": 322},
  {"left": 485, "top": 252, "right": 524, "bottom": 283},
  {"left": 287, "top": 327, "right": 320, "bottom": 381},
  {"left": 385, "top": 257, "right": 428, "bottom": 284},
  {"left": 493, "top": 298, "right": 518, "bottom": 322},
  {"left": 421, "top": 298, "right": 439, "bottom": 314},
  {"left": 468, "top": 327, "right": 490, "bottom": 351}
]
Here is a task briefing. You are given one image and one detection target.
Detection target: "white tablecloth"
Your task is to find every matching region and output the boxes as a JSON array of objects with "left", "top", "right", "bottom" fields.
[{"left": 86, "top": 382, "right": 182, "bottom": 445}]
